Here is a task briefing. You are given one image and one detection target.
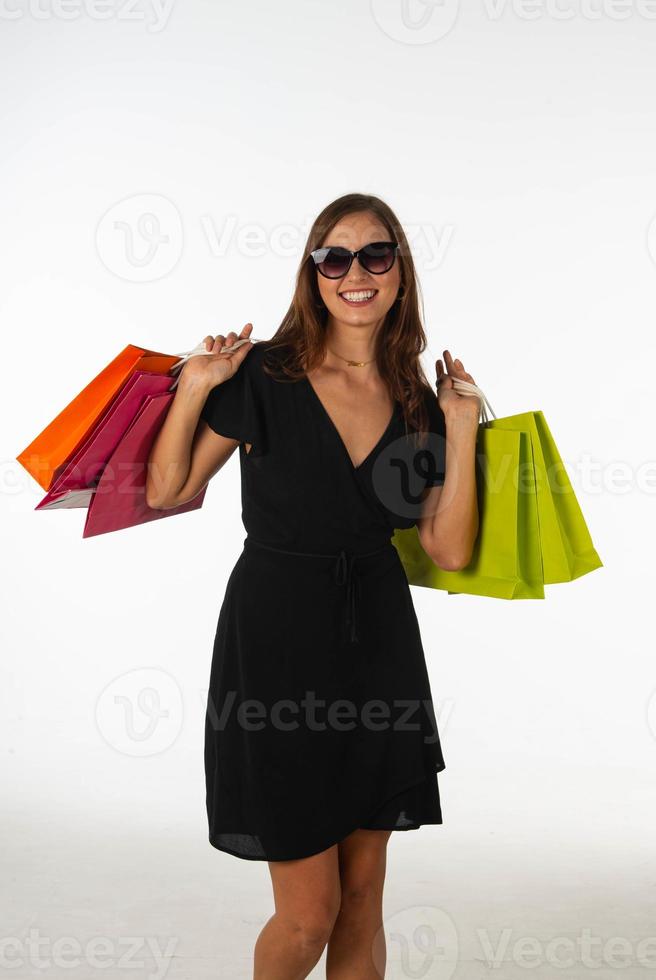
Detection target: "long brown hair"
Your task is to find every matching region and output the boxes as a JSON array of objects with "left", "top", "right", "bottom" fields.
[{"left": 261, "top": 192, "right": 436, "bottom": 438}]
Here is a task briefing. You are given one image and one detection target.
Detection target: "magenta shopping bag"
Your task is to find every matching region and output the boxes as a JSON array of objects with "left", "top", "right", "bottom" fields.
[
  {"left": 35, "top": 371, "right": 175, "bottom": 512},
  {"left": 82, "top": 389, "right": 206, "bottom": 538}
]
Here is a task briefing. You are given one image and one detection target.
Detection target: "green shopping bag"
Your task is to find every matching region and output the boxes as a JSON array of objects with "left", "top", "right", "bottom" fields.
[
  {"left": 494, "top": 410, "right": 603, "bottom": 584},
  {"left": 391, "top": 382, "right": 603, "bottom": 600}
]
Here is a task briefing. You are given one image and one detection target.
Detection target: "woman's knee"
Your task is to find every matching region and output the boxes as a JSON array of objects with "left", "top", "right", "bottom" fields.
[
  {"left": 337, "top": 829, "right": 391, "bottom": 912},
  {"left": 280, "top": 901, "right": 341, "bottom": 949},
  {"left": 268, "top": 850, "right": 342, "bottom": 948}
]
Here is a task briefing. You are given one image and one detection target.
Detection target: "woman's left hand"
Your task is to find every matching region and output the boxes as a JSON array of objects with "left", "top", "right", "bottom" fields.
[{"left": 435, "top": 350, "right": 481, "bottom": 424}]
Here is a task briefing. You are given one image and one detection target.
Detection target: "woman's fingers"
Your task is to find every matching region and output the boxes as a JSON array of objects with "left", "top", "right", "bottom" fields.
[
  {"left": 438, "top": 354, "right": 456, "bottom": 387},
  {"left": 436, "top": 360, "right": 451, "bottom": 387},
  {"left": 445, "top": 350, "right": 463, "bottom": 375},
  {"left": 229, "top": 340, "right": 254, "bottom": 370},
  {"left": 229, "top": 324, "right": 254, "bottom": 349},
  {"left": 455, "top": 358, "right": 476, "bottom": 383},
  {"left": 209, "top": 325, "right": 254, "bottom": 354},
  {"left": 444, "top": 349, "right": 475, "bottom": 384},
  {"left": 195, "top": 326, "right": 255, "bottom": 360}
]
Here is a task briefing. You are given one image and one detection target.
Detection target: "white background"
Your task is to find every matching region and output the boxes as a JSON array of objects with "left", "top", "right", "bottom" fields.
[{"left": 2, "top": 1, "right": 655, "bottom": 978}]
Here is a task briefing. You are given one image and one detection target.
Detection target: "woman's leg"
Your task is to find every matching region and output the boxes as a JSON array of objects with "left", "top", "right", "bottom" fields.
[
  {"left": 255, "top": 845, "right": 342, "bottom": 980},
  {"left": 326, "top": 828, "right": 393, "bottom": 979}
]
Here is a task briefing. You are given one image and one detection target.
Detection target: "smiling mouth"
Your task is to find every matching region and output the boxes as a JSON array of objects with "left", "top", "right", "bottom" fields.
[{"left": 338, "top": 289, "right": 378, "bottom": 307}]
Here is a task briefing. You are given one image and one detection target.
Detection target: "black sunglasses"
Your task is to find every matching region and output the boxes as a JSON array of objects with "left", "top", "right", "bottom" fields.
[{"left": 309, "top": 240, "right": 399, "bottom": 279}]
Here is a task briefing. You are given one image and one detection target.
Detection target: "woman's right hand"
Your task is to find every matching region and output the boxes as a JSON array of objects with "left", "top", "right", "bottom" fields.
[{"left": 179, "top": 323, "right": 255, "bottom": 391}]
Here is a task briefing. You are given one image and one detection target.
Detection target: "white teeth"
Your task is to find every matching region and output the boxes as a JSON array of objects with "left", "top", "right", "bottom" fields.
[{"left": 341, "top": 290, "right": 376, "bottom": 301}]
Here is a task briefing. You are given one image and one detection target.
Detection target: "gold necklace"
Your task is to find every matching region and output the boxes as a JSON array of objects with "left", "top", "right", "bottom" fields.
[{"left": 327, "top": 346, "right": 376, "bottom": 368}]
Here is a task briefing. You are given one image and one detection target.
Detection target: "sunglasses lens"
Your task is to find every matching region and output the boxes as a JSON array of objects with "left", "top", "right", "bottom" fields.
[
  {"left": 312, "top": 242, "right": 398, "bottom": 278},
  {"left": 360, "top": 242, "right": 397, "bottom": 274},
  {"left": 316, "top": 247, "right": 352, "bottom": 279}
]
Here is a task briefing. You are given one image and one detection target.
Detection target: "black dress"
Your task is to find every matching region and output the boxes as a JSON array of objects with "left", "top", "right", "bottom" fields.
[{"left": 200, "top": 340, "right": 447, "bottom": 862}]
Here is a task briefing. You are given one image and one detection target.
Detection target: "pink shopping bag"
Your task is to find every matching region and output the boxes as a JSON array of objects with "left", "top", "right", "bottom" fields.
[
  {"left": 35, "top": 372, "right": 175, "bottom": 511},
  {"left": 82, "top": 389, "right": 206, "bottom": 538}
]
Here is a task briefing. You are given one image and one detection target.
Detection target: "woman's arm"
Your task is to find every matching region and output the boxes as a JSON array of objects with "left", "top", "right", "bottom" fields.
[
  {"left": 145, "top": 376, "right": 241, "bottom": 510},
  {"left": 416, "top": 350, "right": 481, "bottom": 570},
  {"left": 145, "top": 327, "right": 254, "bottom": 510},
  {"left": 416, "top": 412, "right": 479, "bottom": 570}
]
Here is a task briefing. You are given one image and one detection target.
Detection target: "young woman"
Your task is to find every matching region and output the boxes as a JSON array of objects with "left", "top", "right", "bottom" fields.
[{"left": 147, "top": 193, "right": 480, "bottom": 979}]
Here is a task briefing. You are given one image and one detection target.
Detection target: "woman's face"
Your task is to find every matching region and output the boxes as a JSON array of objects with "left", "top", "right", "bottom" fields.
[{"left": 315, "top": 211, "right": 401, "bottom": 330}]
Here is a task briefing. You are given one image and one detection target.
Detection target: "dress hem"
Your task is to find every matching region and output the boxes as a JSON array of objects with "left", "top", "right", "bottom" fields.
[{"left": 208, "top": 762, "right": 446, "bottom": 863}]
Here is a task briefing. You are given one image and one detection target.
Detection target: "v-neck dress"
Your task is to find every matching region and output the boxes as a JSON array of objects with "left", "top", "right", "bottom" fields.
[{"left": 200, "top": 339, "right": 448, "bottom": 862}]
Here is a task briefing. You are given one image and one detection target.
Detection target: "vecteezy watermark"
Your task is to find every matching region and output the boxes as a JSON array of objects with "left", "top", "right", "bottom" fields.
[
  {"left": 205, "top": 689, "right": 450, "bottom": 746},
  {"left": 95, "top": 193, "right": 183, "bottom": 283},
  {"left": 200, "top": 213, "right": 454, "bottom": 272},
  {"left": 374, "top": 433, "right": 581, "bottom": 523},
  {"left": 0, "top": 0, "right": 176, "bottom": 32},
  {"left": 371, "top": 0, "right": 656, "bottom": 45},
  {"left": 646, "top": 210, "right": 656, "bottom": 270},
  {"left": 646, "top": 686, "right": 656, "bottom": 744},
  {"left": 375, "top": 905, "right": 459, "bottom": 980},
  {"left": 478, "top": 0, "right": 656, "bottom": 21},
  {"left": 0, "top": 929, "right": 178, "bottom": 977},
  {"left": 96, "top": 198, "right": 453, "bottom": 282},
  {"left": 371, "top": 436, "right": 656, "bottom": 521},
  {"left": 372, "top": 431, "right": 448, "bottom": 522},
  {"left": 95, "top": 667, "right": 184, "bottom": 757},
  {"left": 370, "top": 0, "right": 461, "bottom": 44},
  {"left": 477, "top": 926, "right": 656, "bottom": 970},
  {"left": 7, "top": 451, "right": 656, "bottom": 505}
]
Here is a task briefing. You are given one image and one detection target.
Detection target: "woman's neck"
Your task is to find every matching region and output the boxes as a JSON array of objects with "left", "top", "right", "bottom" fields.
[{"left": 322, "top": 319, "right": 382, "bottom": 368}]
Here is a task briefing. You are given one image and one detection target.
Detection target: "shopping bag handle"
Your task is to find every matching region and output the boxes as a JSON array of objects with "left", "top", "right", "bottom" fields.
[
  {"left": 438, "top": 377, "right": 497, "bottom": 425},
  {"left": 167, "top": 337, "right": 265, "bottom": 390},
  {"left": 167, "top": 343, "right": 497, "bottom": 424}
]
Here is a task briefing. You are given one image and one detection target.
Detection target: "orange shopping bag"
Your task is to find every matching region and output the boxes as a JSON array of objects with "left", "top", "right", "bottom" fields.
[{"left": 17, "top": 344, "right": 182, "bottom": 492}]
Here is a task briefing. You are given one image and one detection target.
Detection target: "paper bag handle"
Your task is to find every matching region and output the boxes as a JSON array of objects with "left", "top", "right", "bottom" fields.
[
  {"left": 167, "top": 342, "right": 497, "bottom": 422},
  {"left": 437, "top": 377, "right": 497, "bottom": 425},
  {"left": 167, "top": 337, "right": 266, "bottom": 390}
]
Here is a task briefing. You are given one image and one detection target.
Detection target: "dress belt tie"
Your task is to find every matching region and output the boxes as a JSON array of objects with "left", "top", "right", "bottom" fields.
[
  {"left": 334, "top": 549, "right": 359, "bottom": 643},
  {"left": 244, "top": 538, "right": 392, "bottom": 644}
]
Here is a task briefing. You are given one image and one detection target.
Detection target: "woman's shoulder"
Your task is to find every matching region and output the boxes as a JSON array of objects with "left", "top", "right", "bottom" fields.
[
  {"left": 243, "top": 337, "right": 281, "bottom": 365},
  {"left": 244, "top": 338, "right": 294, "bottom": 383},
  {"left": 236, "top": 338, "right": 272, "bottom": 382}
]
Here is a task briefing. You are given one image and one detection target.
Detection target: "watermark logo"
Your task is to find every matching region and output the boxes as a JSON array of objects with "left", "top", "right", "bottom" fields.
[
  {"left": 371, "top": 0, "right": 656, "bottom": 45},
  {"left": 372, "top": 431, "right": 448, "bottom": 520},
  {"left": 376, "top": 905, "right": 459, "bottom": 979},
  {"left": 0, "top": 0, "right": 176, "bottom": 33},
  {"left": 646, "top": 211, "right": 656, "bottom": 270},
  {"left": 646, "top": 686, "right": 656, "bottom": 743},
  {"left": 94, "top": 198, "right": 453, "bottom": 278},
  {"left": 477, "top": 925, "right": 656, "bottom": 970},
  {"left": 370, "top": 0, "right": 461, "bottom": 44},
  {"left": 95, "top": 667, "right": 184, "bottom": 757},
  {"left": 95, "top": 193, "right": 183, "bottom": 282},
  {"left": 205, "top": 689, "right": 449, "bottom": 746},
  {"left": 0, "top": 928, "right": 178, "bottom": 975},
  {"left": 200, "top": 213, "right": 454, "bottom": 272}
]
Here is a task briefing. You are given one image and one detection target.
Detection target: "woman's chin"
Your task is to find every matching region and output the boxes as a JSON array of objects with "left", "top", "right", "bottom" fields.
[{"left": 325, "top": 302, "right": 392, "bottom": 327}]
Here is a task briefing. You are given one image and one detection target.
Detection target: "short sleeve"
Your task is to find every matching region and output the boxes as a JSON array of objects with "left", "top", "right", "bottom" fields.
[
  {"left": 199, "top": 353, "right": 266, "bottom": 456},
  {"left": 422, "top": 389, "right": 447, "bottom": 487}
]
